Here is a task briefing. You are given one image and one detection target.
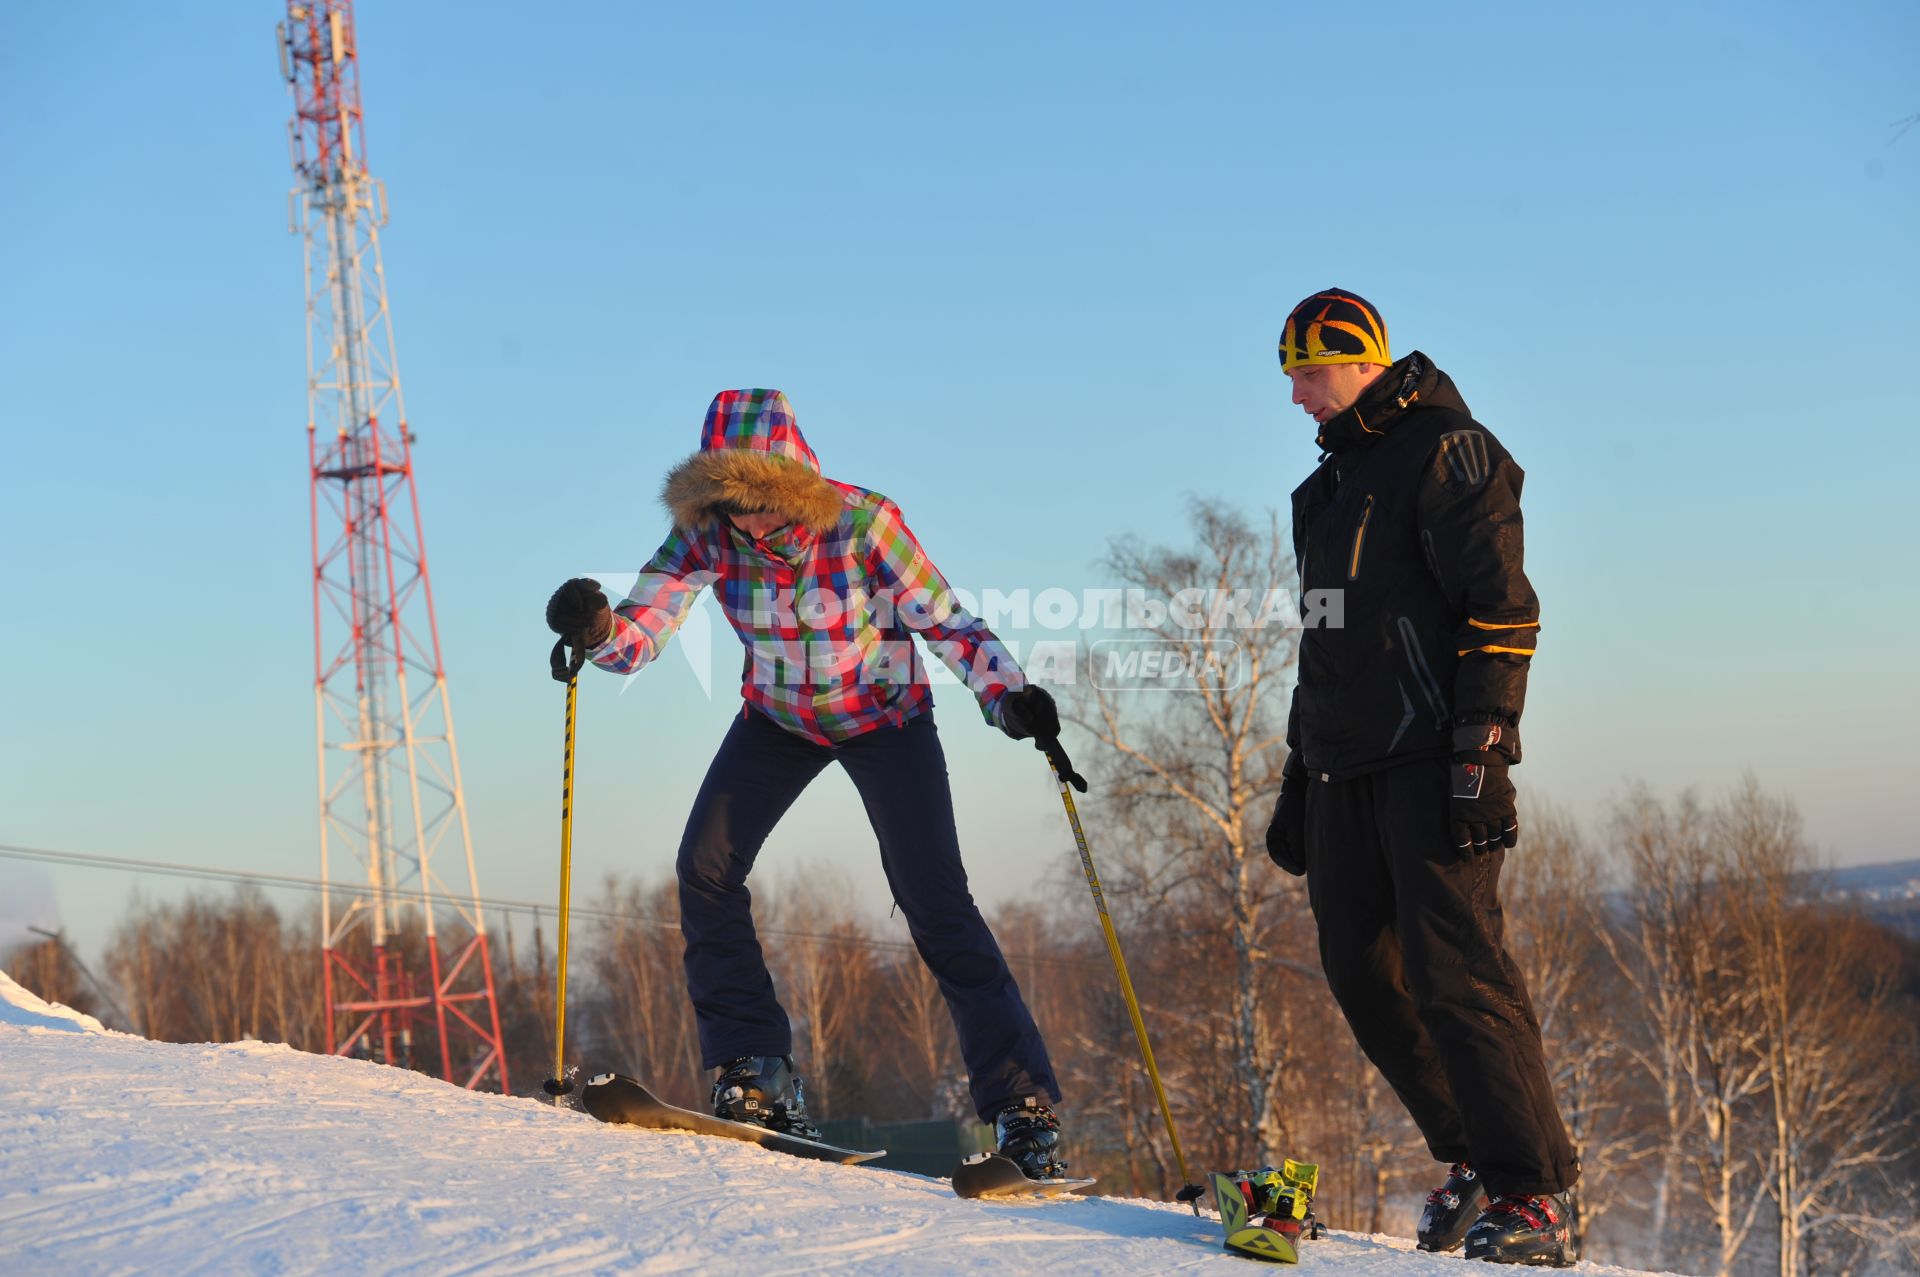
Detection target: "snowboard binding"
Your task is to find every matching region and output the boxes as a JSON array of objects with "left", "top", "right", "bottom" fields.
[
  {"left": 991, "top": 1097, "right": 1068, "bottom": 1181},
  {"left": 711, "top": 1055, "right": 823, "bottom": 1141}
]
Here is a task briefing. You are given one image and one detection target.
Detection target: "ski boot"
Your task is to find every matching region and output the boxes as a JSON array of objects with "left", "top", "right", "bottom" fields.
[
  {"left": 1239, "top": 1161, "right": 1322, "bottom": 1250},
  {"left": 991, "top": 1097, "right": 1067, "bottom": 1180},
  {"left": 1251, "top": 1161, "right": 1323, "bottom": 1247},
  {"left": 711, "top": 1055, "right": 823, "bottom": 1141},
  {"left": 1463, "top": 1192, "right": 1576, "bottom": 1266},
  {"left": 1417, "top": 1162, "right": 1486, "bottom": 1252}
]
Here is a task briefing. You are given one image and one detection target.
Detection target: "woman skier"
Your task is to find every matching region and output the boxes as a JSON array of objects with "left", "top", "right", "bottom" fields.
[{"left": 546, "top": 388, "right": 1070, "bottom": 1179}]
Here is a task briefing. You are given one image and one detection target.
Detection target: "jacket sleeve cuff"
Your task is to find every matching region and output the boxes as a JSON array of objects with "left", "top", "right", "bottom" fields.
[
  {"left": 588, "top": 610, "right": 625, "bottom": 653},
  {"left": 1451, "top": 719, "right": 1521, "bottom": 766},
  {"left": 586, "top": 610, "right": 641, "bottom": 673}
]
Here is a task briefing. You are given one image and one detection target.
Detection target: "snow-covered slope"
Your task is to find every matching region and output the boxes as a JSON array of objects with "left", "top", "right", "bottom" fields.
[{"left": 0, "top": 973, "right": 1674, "bottom": 1276}]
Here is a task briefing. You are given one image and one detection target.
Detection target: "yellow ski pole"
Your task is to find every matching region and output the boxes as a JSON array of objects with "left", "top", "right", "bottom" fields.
[
  {"left": 1038, "top": 737, "right": 1205, "bottom": 1210},
  {"left": 542, "top": 637, "right": 587, "bottom": 1102}
]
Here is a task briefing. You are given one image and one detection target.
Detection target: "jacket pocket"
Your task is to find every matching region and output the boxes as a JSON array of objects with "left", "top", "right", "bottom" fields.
[{"left": 1348, "top": 495, "right": 1375, "bottom": 581}]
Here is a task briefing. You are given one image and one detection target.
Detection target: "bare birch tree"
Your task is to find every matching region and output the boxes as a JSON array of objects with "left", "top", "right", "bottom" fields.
[
  {"left": 1712, "top": 779, "right": 1920, "bottom": 1277},
  {"left": 580, "top": 876, "right": 704, "bottom": 1109},
  {"left": 876, "top": 951, "right": 965, "bottom": 1119},
  {"left": 1605, "top": 785, "right": 1773, "bottom": 1275},
  {"left": 1071, "top": 499, "right": 1308, "bottom": 1165},
  {"left": 102, "top": 887, "right": 321, "bottom": 1050},
  {"left": 1503, "top": 803, "right": 1643, "bottom": 1253},
  {"left": 5, "top": 934, "right": 101, "bottom": 1020},
  {"left": 759, "top": 866, "right": 880, "bottom": 1119}
]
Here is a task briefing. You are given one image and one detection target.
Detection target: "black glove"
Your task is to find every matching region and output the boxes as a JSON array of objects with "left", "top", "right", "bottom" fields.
[
  {"left": 998, "top": 686, "right": 1061, "bottom": 742},
  {"left": 1450, "top": 722, "right": 1518, "bottom": 852},
  {"left": 546, "top": 577, "right": 612, "bottom": 647},
  {"left": 546, "top": 577, "right": 612, "bottom": 683},
  {"left": 998, "top": 687, "right": 1088, "bottom": 792},
  {"left": 1266, "top": 757, "right": 1308, "bottom": 876}
]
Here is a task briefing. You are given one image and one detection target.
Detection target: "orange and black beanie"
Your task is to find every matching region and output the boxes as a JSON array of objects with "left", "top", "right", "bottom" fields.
[{"left": 1278, "top": 288, "right": 1391, "bottom": 372}]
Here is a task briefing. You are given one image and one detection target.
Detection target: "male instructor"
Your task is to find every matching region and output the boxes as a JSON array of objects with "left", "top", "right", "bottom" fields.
[{"left": 1266, "top": 288, "right": 1578, "bottom": 1265}]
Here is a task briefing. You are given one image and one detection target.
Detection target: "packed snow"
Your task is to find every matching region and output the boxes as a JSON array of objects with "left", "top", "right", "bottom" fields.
[{"left": 0, "top": 972, "right": 1680, "bottom": 1275}]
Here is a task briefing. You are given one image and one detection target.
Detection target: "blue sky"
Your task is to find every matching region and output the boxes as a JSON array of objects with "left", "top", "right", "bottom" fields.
[{"left": 2, "top": 2, "right": 1916, "bottom": 962}]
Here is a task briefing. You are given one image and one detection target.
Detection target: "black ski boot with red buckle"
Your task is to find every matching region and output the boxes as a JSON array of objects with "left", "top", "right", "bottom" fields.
[
  {"left": 1464, "top": 1191, "right": 1576, "bottom": 1266},
  {"left": 1417, "top": 1162, "right": 1486, "bottom": 1252}
]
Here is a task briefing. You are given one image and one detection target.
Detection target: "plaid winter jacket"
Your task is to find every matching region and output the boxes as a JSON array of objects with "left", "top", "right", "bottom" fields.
[{"left": 588, "top": 389, "right": 1026, "bottom": 745}]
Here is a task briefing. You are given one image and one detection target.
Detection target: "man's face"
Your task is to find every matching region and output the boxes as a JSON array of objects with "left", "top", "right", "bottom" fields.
[
  {"left": 728, "top": 510, "right": 786, "bottom": 539},
  {"left": 1286, "top": 362, "right": 1385, "bottom": 424}
]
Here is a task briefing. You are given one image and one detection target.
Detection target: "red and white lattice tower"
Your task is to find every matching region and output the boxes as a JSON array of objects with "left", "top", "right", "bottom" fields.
[{"left": 279, "top": 0, "right": 508, "bottom": 1091}]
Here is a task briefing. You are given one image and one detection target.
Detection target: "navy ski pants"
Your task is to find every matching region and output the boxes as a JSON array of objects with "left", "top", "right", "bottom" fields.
[{"left": 675, "top": 705, "right": 1059, "bottom": 1121}]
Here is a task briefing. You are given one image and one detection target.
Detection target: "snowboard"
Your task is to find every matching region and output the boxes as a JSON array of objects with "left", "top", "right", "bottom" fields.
[
  {"left": 579, "top": 1072, "right": 885, "bottom": 1166},
  {"left": 950, "top": 1151, "right": 1097, "bottom": 1200},
  {"left": 1210, "top": 1171, "right": 1300, "bottom": 1263}
]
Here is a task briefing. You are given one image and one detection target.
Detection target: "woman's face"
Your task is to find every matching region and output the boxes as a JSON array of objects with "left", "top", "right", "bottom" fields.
[{"left": 728, "top": 510, "right": 786, "bottom": 539}]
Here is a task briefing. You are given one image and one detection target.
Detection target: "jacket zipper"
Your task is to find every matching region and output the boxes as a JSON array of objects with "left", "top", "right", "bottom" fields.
[{"left": 1348, "top": 495, "right": 1375, "bottom": 581}]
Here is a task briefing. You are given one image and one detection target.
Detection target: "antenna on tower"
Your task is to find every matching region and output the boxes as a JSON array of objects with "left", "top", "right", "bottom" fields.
[{"left": 279, "top": 0, "right": 510, "bottom": 1092}]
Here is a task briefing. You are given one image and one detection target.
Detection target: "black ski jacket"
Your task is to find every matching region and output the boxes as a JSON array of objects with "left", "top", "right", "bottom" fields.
[{"left": 1286, "top": 351, "right": 1538, "bottom": 781}]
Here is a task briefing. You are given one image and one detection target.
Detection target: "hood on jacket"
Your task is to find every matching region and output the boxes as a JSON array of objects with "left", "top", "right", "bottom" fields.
[
  {"left": 1314, "top": 351, "right": 1471, "bottom": 455},
  {"left": 661, "top": 389, "right": 846, "bottom": 534}
]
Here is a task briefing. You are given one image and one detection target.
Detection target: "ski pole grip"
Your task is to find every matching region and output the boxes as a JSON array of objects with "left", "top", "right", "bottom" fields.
[
  {"left": 1038, "top": 736, "right": 1088, "bottom": 793},
  {"left": 550, "top": 635, "right": 588, "bottom": 683}
]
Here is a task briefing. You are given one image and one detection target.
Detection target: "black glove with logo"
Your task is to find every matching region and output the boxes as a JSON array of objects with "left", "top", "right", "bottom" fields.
[
  {"left": 1266, "top": 755, "right": 1308, "bottom": 877},
  {"left": 1451, "top": 721, "right": 1519, "bottom": 853}
]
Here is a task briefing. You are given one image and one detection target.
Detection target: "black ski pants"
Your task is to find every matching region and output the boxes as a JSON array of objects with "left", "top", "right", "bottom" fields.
[
  {"left": 676, "top": 705, "right": 1059, "bottom": 1122},
  {"left": 1304, "top": 759, "right": 1578, "bottom": 1197}
]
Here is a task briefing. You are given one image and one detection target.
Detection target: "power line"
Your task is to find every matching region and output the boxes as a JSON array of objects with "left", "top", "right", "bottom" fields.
[
  {"left": 0, "top": 841, "right": 1099, "bottom": 972},
  {"left": 26, "top": 926, "right": 133, "bottom": 1029}
]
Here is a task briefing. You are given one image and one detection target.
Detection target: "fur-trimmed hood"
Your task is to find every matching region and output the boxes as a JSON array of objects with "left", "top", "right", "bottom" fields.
[{"left": 661, "top": 389, "right": 846, "bottom": 534}]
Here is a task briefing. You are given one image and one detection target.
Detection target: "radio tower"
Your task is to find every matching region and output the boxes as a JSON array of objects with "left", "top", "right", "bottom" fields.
[{"left": 279, "top": 0, "right": 508, "bottom": 1092}]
